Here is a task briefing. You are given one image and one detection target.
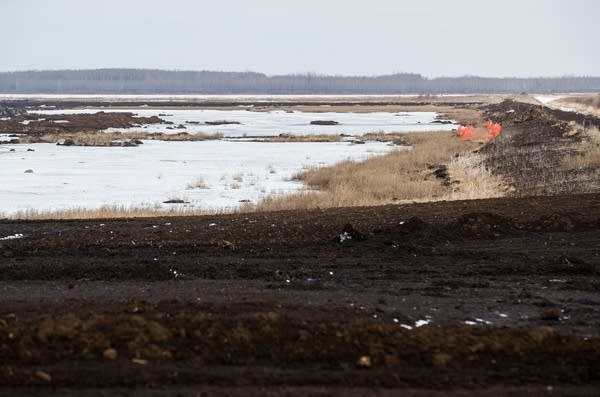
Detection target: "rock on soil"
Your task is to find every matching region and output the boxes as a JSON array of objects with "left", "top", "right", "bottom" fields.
[{"left": 310, "top": 120, "right": 339, "bottom": 125}]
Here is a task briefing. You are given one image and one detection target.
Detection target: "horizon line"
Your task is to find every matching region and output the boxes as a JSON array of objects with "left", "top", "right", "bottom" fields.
[{"left": 1, "top": 68, "right": 599, "bottom": 80}]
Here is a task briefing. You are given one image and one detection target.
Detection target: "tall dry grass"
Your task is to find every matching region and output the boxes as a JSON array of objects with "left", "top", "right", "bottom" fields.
[
  {"left": 563, "top": 125, "right": 600, "bottom": 170},
  {"left": 17, "top": 131, "right": 218, "bottom": 146},
  {"left": 243, "top": 132, "right": 507, "bottom": 211},
  {"left": 446, "top": 153, "right": 509, "bottom": 200},
  {"left": 5, "top": 205, "right": 216, "bottom": 220},
  {"left": 553, "top": 95, "right": 600, "bottom": 116},
  {"left": 264, "top": 134, "right": 342, "bottom": 142}
]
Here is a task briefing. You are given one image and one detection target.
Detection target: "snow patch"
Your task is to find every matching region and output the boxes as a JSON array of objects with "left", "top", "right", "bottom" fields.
[
  {"left": 0, "top": 233, "right": 24, "bottom": 240},
  {"left": 0, "top": 140, "right": 394, "bottom": 215},
  {"left": 339, "top": 231, "right": 352, "bottom": 242}
]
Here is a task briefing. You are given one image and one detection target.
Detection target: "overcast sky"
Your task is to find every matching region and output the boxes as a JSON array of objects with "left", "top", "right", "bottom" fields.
[{"left": 2, "top": 0, "right": 599, "bottom": 77}]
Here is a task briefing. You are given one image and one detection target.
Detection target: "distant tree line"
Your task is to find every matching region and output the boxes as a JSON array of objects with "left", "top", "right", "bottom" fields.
[{"left": 0, "top": 69, "right": 598, "bottom": 94}]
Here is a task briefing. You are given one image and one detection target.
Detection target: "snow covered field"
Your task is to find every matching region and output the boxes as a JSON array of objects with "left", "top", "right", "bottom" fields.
[
  {"left": 0, "top": 140, "right": 396, "bottom": 215},
  {"left": 30, "top": 108, "right": 455, "bottom": 137}
]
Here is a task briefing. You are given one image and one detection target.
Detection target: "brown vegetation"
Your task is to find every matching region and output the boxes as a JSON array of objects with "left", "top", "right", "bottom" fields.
[
  {"left": 264, "top": 133, "right": 342, "bottom": 143},
  {"left": 563, "top": 125, "right": 600, "bottom": 170},
  {"left": 8, "top": 205, "right": 213, "bottom": 220},
  {"left": 17, "top": 131, "right": 218, "bottom": 146},
  {"left": 243, "top": 132, "right": 506, "bottom": 212},
  {"left": 553, "top": 94, "right": 600, "bottom": 116}
]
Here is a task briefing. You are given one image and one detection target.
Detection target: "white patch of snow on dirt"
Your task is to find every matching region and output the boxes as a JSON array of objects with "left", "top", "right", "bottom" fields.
[{"left": 0, "top": 233, "right": 24, "bottom": 240}]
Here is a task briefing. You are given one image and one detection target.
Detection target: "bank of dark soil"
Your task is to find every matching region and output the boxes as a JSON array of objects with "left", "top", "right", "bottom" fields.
[
  {"left": 1, "top": 194, "right": 599, "bottom": 395},
  {"left": 0, "top": 112, "right": 167, "bottom": 137},
  {"left": 482, "top": 100, "right": 600, "bottom": 195}
]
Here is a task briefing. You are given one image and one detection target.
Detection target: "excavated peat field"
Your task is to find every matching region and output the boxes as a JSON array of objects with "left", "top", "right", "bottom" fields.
[{"left": 0, "top": 194, "right": 599, "bottom": 395}]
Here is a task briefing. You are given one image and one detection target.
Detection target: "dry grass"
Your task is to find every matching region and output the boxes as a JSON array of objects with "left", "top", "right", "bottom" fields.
[
  {"left": 553, "top": 95, "right": 600, "bottom": 117},
  {"left": 232, "top": 173, "right": 244, "bottom": 182},
  {"left": 17, "top": 131, "right": 219, "bottom": 146},
  {"left": 437, "top": 107, "right": 484, "bottom": 126},
  {"left": 242, "top": 132, "right": 507, "bottom": 211},
  {"left": 264, "top": 134, "right": 342, "bottom": 142},
  {"left": 360, "top": 132, "right": 410, "bottom": 144},
  {"left": 563, "top": 125, "right": 600, "bottom": 169},
  {"left": 5, "top": 205, "right": 216, "bottom": 220},
  {"left": 446, "top": 153, "right": 509, "bottom": 200},
  {"left": 186, "top": 178, "right": 210, "bottom": 190}
]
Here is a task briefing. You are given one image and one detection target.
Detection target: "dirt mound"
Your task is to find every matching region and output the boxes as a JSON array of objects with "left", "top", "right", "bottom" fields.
[
  {"left": 485, "top": 100, "right": 559, "bottom": 125},
  {"left": 310, "top": 120, "right": 339, "bottom": 125},
  {"left": 529, "top": 213, "right": 586, "bottom": 232},
  {"left": 338, "top": 211, "right": 597, "bottom": 249},
  {"left": 369, "top": 217, "right": 448, "bottom": 251},
  {"left": 446, "top": 212, "right": 518, "bottom": 238},
  {"left": 337, "top": 223, "right": 368, "bottom": 243},
  {"left": 0, "top": 112, "right": 168, "bottom": 135},
  {"left": 557, "top": 256, "right": 598, "bottom": 275},
  {"left": 480, "top": 100, "right": 600, "bottom": 197},
  {"left": 204, "top": 120, "right": 241, "bottom": 125}
]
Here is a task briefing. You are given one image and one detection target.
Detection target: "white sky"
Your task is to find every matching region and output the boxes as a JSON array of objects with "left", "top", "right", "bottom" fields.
[{"left": 2, "top": 0, "right": 599, "bottom": 77}]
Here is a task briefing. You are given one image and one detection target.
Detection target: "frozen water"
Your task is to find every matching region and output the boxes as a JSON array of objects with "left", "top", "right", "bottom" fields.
[
  {"left": 30, "top": 108, "right": 456, "bottom": 137},
  {"left": 0, "top": 140, "right": 396, "bottom": 215},
  {"left": 534, "top": 95, "right": 564, "bottom": 105}
]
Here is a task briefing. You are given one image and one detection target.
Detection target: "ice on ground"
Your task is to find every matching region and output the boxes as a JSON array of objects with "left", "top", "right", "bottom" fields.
[
  {"left": 0, "top": 233, "right": 24, "bottom": 240},
  {"left": 465, "top": 318, "right": 492, "bottom": 325},
  {"left": 534, "top": 95, "right": 565, "bottom": 105},
  {"left": 414, "top": 319, "right": 430, "bottom": 327},
  {"left": 0, "top": 134, "right": 17, "bottom": 142},
  {"left": 31, "top": 108, "right": 455, "bottom": 137},
  {"left": 0, "top": 140, "right": 395, "bottom": 215}
]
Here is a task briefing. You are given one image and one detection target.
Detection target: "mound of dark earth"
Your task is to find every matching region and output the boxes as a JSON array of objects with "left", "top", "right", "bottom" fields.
[
  {"left": 310, "top": 120, "right": 339, "bottom": 125},
  {"left": 0, "top": 187, "right": 598, "bottom": 394},
  {"left": 204, "top": 120, "right": 241, "bottom": 125},
  {"left": 0, "top": 112, "right": 168, "bottom": 136},
  {"left": 481, "top": 100, "right": 600, "bottom": 197}
]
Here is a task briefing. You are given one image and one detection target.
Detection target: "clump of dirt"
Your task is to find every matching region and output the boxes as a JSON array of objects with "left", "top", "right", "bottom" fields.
[
  {"left": 558, "top": 256, "right": 597, "bottom": 275},
  {"left": 446, "top": 212, "right": 518, "bottom": 238},
  {"left": 310, "top": 120, "right": 339, "bottom": 125},
  {"left": 529, "top": 213, "right": 585, "bottom": 232},
  {"left": 204, "top": 120, "right": 241, "bottom": 125},
  {"left": 368, "top": 217, "right": 448, "bottom": 253},
  {"left": 337, "top": 223, "right": 368, "bottom": 243}
]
